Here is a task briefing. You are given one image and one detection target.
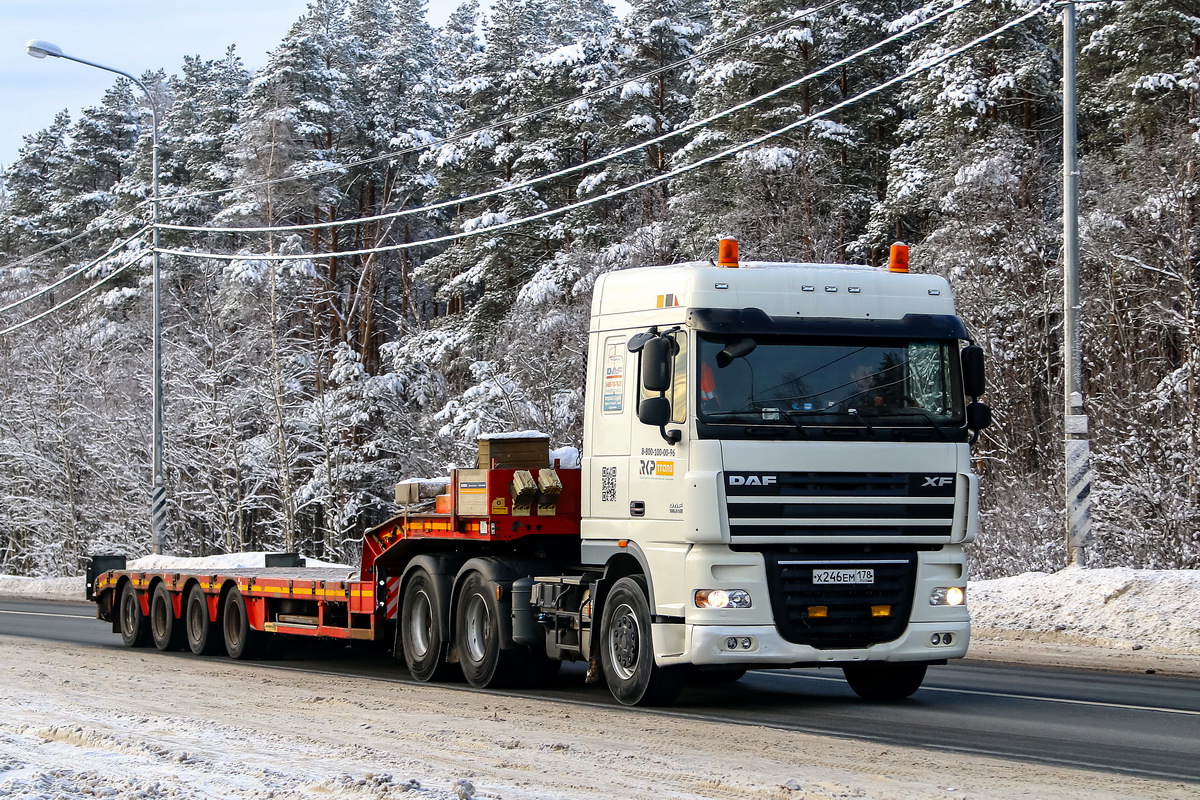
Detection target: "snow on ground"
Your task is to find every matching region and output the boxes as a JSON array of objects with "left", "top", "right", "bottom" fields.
[
  {"left": 0, "top": 635, "right": 1191, "bottom": 800},
  {"left": 0, "top": 561, "right": 1197, "bottom": 798}
]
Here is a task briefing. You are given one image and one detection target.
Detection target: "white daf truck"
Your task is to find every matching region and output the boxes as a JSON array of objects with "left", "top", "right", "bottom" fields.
[
  {"left": 569, "top": 238, "right": 990, "bottom": 704},
  {"left": 90, "top": 239, "right": 989, "bottom": 708}
]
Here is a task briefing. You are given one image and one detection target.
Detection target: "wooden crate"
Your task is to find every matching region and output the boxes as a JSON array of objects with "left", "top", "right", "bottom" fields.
[{"left": 477, "top": 436, "right": 550, "bottom": 470}]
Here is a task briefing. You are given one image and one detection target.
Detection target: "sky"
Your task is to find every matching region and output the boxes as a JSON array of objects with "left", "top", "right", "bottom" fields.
[{"left": 0, "top": 0, "right": 462, "bottom": 170}]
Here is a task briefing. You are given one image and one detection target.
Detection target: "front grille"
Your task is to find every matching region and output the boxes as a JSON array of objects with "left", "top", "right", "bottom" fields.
[
  {"left": 725, "top": 471, "right": 956, "bottom": 541},
  {"left": 761, "top": 547, "right": 918, "bottom": 649}
]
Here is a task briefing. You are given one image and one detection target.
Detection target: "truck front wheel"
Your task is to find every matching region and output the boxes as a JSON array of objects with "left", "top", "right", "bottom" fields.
[
  {"left": 843, "top": 662, "right": 927, "bottom": 701},
  {"left": 600, "top": 576, "right": 682, "bottom": 706},
  {"left": 455, "top": 572, "right": 523, "bottom": 689},
  {"left": 150, "top": 583, "right": 185, "bottom": 651},
  {"left": 118, "top": 583, "right": 150, "bottom": 648},
  {"left": 401, "top": 570, "right": 455, "bottom": 682}
]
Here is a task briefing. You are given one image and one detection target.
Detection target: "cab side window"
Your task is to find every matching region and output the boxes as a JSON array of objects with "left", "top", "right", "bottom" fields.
[
  {"left": 637, "top": 330, "right": 688, "bottom": 424},
  {"left": 670, "top": 332, "right": 687, "bottom": 424}
]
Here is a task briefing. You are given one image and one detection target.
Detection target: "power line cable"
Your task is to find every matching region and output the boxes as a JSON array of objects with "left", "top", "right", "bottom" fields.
[
  {"left": 165, "top": 0, "right": 852, "bottom": 204},
  {"left": 160, "top": 3, "right": 1047, "bottom": 263},
  {"left": 0, "top": 256, "right": 142, "bottom": 336},
  {"left": 0, "top": 226, "right": 152, "bottom": 315},
  {"left": 0, "top": 201, "right": 152, "bottom": 274},
  {"left": 162, "top": 0, "right": 974, "bottom": 236}
]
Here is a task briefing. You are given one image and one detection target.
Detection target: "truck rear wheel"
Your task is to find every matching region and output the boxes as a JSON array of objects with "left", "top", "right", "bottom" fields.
[
  {"left": 185, "top": 584, "right": 223, "bottom": 656},
  {"left": 223, "top": 588, "right": 265, "bottom": 660},
  {"left": 401, "top": 570, "right": 455, "bottom": 682},
  {"left": 455, "top": 571, "right": 523, "bottom": 689},
  {"left": 118, "top": 583, "right": 150, "bottom": 648},
  {"left": 150, "top": 583, "right": 185, "bottom": 651},
  {"left": 843, "top": 662, "right": 927, "bottom": 701},
  {"left": 600, "top": 576, "right": 682, "bottom": 706}
]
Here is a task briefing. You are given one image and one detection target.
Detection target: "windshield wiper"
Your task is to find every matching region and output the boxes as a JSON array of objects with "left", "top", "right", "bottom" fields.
[{"left": 845, "top": 408, "right": 877, "bottom": 438}]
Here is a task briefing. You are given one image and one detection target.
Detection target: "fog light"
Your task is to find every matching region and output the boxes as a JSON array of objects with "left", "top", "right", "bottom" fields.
[
  {"left": 942, "top": 632, "right": 953, "bottom": 645},
  {"left": 721, "top": 636, "right": 757, "bottom": 652},
  {"left": 931, "top": 633, "right": 942, "bottom": 645},
  {"left": 695, "top": 588, "right": 752, "bottom": 609},
  {"left": 930, "top": 586, "right": 966, "bottom": 606}
]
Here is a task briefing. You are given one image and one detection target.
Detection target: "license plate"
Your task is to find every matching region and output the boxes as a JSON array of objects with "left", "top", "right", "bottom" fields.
[{"left": 813, "top": 568, "right": 874, "bottom": 585}]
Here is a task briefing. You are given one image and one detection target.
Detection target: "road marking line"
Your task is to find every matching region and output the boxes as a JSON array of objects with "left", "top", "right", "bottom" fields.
[
  {"left": 0, "top": 610, "right": 94, "bottom": 620},
  {"left": 759, "top": 671, "right": 1200, "bottom": 716}
]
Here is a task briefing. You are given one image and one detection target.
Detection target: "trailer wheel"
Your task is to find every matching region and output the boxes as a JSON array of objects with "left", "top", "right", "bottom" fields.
[
  {"left": 401, "top": 570, "right": 454, "bottom": 682},
  {"left": 599, "top": 575, "right": 682, "bottom": 706},
  {"left": 223, "top": 588, "right": 264, "bottom": 660},
  {"left": 185, "top": 584, "right": 223, "bottom": 656},
  {"left": 455, "top": 572, "right": 522, "bottom": 689},
  {"left": 118, "top": 583, "right": 150, "bottom": 648},
  {"left": 150, "top": 583, "right": 186, "bottom": 651},
  {"left": 842, "top": 662, "right": 927, "bottom": 701}
]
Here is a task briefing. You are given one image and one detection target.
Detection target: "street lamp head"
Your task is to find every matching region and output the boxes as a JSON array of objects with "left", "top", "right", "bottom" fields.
[{"left": 25, "top": 39, "right": 63, "bottom": 59}]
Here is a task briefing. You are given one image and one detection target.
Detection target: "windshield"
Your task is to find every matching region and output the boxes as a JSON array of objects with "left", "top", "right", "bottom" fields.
[{"left": 697, "top": 333, "right": 964, "bottom": 429}]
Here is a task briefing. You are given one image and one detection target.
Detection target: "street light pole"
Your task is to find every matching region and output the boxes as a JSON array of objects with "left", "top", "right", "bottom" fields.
[
  {"left": 1058, "top": 5, "right": 1091, "bottom": 567},
  {"left": 26, "top": 40, "right": 166, "bottom": 555}
]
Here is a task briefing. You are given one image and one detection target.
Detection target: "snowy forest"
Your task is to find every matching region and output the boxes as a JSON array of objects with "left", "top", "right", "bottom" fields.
[{"left": 0, "top": 0, "right": 1196, "bottom": 578}]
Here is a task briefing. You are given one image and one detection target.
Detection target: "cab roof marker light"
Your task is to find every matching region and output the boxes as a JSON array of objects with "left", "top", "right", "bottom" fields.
[
  {"left": 717, "top": 236, "right": 739, "bottom": 268},
  {"left": 889, "top": 241, "right": 910, "bottom": 273}
]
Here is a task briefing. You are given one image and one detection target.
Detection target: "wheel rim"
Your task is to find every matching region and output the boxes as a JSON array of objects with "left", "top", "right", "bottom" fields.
[
  {"left": 608, "top": 602, "right": 640, "bottom": 681},
  {"left": 187, "top": 596, "right": 204, "bottom": 643},
  {"left": 462, "top": 592, "right": 490, "bottom": 664},
  {"left": 152, "top": 593, "right": 168, "bottom": 638},
  {"left": 407, "top": 589, "right": 433, "bottom": 658},
  {"left": 227, "top": 601, "right": 243, "bottom": 648},
  {"left": 121, "top": 590, "right": 137, "bottom": 635}
]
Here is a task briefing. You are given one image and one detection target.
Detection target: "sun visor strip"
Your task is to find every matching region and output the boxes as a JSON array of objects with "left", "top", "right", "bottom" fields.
[{"left": 686, "top": 307, "right": 970, "bottom": 340}]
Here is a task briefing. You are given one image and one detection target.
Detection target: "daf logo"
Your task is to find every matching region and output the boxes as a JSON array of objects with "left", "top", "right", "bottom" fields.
[
  {"left": 728, "top": 475, "right": 777, "bottom": 486},
  {"left": 922, "top": 476, "right": 955, "bottom": 488}
]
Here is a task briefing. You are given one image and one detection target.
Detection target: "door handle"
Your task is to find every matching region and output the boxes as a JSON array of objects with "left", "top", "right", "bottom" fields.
[{"left": 629, "top": 501, "right": 645, "bottom": 517}]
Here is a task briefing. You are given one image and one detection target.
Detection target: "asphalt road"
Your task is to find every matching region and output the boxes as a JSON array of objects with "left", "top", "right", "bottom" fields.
[{"left": 2, "top": 597, "right": 1198, "bottom": 784}]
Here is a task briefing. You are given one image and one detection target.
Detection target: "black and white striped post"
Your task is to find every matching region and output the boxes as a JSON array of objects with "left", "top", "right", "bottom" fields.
[{"left": 1061, "top": 1, "right": 1091, "bottom": 567}]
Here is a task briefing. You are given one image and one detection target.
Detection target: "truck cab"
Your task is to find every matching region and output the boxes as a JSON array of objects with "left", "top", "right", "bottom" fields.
[{"left": 579, "top": 242, "right": 988, "bottom": 704}]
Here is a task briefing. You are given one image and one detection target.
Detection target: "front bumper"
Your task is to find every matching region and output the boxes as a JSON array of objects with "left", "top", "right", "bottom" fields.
[{"left": 659, "top": 619, "right": 970, "bottom": 667}]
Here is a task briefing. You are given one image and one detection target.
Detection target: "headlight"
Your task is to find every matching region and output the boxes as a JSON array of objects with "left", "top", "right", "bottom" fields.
[
  {"left": 930, "top": 586, "right": 966, "bottom": 606},
  {"left": 695, "top": 589, "right": 752, "bottom": 609}
]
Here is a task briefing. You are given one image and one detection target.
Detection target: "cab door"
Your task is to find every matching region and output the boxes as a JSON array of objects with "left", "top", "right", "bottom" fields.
[{"left": 628, "top": 329, "right": 689, "bottom": 524}]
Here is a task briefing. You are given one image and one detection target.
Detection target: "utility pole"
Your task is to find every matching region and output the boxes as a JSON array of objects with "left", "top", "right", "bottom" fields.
[
  {"left": 1060, "top": 2, "right": 1092, "bottom": 567},
  {"left": 27, "top": 40, "right": 166, "bottom": 554}
]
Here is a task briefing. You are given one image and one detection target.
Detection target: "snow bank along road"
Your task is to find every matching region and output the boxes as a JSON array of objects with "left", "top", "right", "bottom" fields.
[{"left": 0, "top": 598, "right": 1197, "bottom": 799}]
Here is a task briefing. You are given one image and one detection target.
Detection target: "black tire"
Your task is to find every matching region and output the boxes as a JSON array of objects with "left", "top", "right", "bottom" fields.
[
  {"left": 150, "top": 583, "right": 186, "bottom": 651},
  {"left": 118, "top": 582, "right": 150, "bottom": 648},
  {"left": 185, "top": 584, "right": 223, "bottom": 656},
  {"left": 455, "top": 572, "right": 524, "bottom": 689},
  {"left": 843, "top": 662, "right": 927, "bottom": 701},
  {"left": 401, "top": 570, "right": 456, "bottom": 682},
  {"left": 223, "top": 588, "right": 265, "bottom": 660},
  {"left": 599, "top": 575, "right": 683, "bottom": 706}
]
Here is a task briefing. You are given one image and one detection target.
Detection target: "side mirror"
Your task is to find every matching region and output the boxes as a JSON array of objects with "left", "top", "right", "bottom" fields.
[
  {"left": 641, "top": 336, "right": 673, "bottom": 393},
  {"left": 967, "top": 401, "right": 992, "bottom": 436},
  {"left": 962, "top": 345, "right": 985, "bottom": 398},
  {"left": 716, "top": 336, "right": 757, "bottom": 368},
  {"left": 638, "top": 396, "right": 671, "bottom": 427}
]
